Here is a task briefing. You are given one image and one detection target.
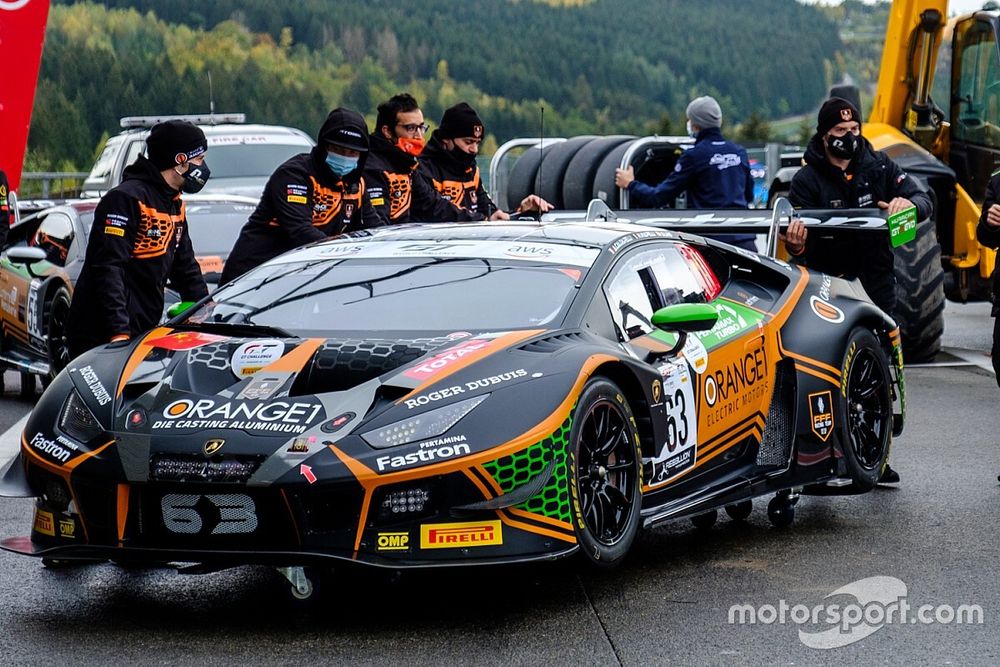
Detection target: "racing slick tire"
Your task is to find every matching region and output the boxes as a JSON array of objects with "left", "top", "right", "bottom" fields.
[
  {"left": 892, "top": 218, "right": 944, "bottom": 363},
  {"left": 506, "top": 144, "right": 552, "bottom": 212},
  {"left": 592, "top": 141, "right": 636, "bottom": 209},
  {"left": 535, "top": 135, "right": 597, "bottom": 209},
  {"left": 46, "top": 287, "right": 72, "bottom": 380},
  {"left": 839, "top": 328, "right": 893, "bottom": 492},
  {"left": 562, "top": 135, "right": 634, "bottom": 210},
  {"left": 568, "top": 377, "right": 642, "bottom": 569}
]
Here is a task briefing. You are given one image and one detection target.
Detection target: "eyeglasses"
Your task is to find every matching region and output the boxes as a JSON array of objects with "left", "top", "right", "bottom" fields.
[{"left": 397, "top": 122, "right": 429, "bottom": 134}]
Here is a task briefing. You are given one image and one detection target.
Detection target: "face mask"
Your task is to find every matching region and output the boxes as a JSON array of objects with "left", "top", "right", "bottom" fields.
[
  {"left": 449, "top": 145, "right": 476, "bottom": 166},
  {"left": 181, "top": 161, "right": 210, "bottom": 194},
  {"left": 326, "top": 151, "right": 359, "bottom": 177},
  {"left": 826, "top": 132, "right": 858, "bottom": 160},
  {"left": 686, "top": 120, "right": 697, "bottom": 139},
  {"left": 397, "top": 136, "right": 425, "bottom": 157}
]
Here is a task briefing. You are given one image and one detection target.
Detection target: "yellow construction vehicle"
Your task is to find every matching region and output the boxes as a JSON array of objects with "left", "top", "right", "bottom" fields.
[{"left": 772, "top": 0, "right": 999, "bottom": 361}]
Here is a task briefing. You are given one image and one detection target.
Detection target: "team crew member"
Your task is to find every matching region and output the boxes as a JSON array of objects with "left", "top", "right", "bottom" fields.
[
  {"left": 220, "top": 108, "right": 382, "bottom": 284},
  {"left": 365, "top": 93, "right": 483, "bottom": 225},
  {"left": 976, "top": 169, "right": 1000, "bottom": 391},
  {"left": 784, "top": 97, "right": 932, "bottom": 317},
  {"left": 418, "top": 102, "right": 551, "bottom": 220},
  {"left": 615, "top": 95, "right": 757, "bottom": 251},
  {"left": 67, "top": 120, "right": 210, "bottom": 358},
  {"left": 0, "top": 169, "right": 10, "bottom": 247},
  {"left": 783, "top": 97, "right": 933, "bottom": 487}
]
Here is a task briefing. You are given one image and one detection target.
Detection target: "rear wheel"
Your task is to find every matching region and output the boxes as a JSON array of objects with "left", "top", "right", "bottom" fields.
[
  {"left": 840, "top": 328, "right": 893, "bottom": 491},
  {"left": 569, "top": 377, "right": 642, "bottom": 568}
]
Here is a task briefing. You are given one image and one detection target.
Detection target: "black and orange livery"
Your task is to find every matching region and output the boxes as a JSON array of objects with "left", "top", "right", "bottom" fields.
[{"left": 0, "top": 219, "right": 904, "bottom": 577}]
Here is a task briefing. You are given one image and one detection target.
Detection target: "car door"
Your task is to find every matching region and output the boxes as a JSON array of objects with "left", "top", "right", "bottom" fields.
[
  {"left": 0, "top": 214, "right": 44, "bottom": 352},
  {"left": 602, "top": 242, "right": 716, "bottom": 488}
]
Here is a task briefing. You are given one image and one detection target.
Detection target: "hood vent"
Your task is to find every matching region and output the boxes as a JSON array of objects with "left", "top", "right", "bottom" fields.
[
  {"left": 297, "top": 337, "right": 446, "bottom": 394},
  {"left": 518, "top": 332, "right": 587, "bottom": 354}
]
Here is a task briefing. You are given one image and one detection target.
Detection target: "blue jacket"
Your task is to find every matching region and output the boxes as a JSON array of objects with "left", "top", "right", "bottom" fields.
[{"left": 628, "top": 127, "right": 754, "bottom": 209}]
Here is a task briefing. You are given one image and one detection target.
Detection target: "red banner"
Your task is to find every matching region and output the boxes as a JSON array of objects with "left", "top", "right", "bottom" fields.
[{"left": 0, "top": 0, "right": 51, "bottom": 191}]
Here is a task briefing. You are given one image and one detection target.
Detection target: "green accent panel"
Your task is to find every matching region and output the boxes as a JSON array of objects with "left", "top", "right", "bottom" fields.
[
  {"left": 482, "top": 414, "right": 574, "bottom": 522},
  {"left": 651, "top": 302, "right": 718, "bottom": 328},
  {"left": 693, "top": 298, "right": 766, "bottom": 348}
]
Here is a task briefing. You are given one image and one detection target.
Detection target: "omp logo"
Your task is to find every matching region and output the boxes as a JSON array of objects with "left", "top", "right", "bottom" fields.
[
  {"left": 420, "top": 520, "right": 502, "bottom": 549},
  {"left": 810, "top": 296, "right": 845, "bottom": 323},
  {"left": 0, "top": 0, "right": 33, "bottom": 10},
  {"left": 376, "top": 532, "right": 410, "bottom": 551},
  {"left": 161, "top": 493, "right": 257, "bottom": 535}
]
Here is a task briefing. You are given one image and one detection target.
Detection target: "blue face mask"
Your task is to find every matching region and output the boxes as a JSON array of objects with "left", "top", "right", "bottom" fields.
[{"left": 325, "top": 151, "right": 359, "bottom": 177}]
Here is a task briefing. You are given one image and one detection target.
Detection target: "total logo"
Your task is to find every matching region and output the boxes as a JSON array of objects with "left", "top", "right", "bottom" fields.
[{"left": 403, "top": 339, "right": 492, "bottom": 380}]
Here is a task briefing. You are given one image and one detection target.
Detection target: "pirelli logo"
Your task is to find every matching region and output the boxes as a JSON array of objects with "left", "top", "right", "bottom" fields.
[
  {"left": 105, "top": 226, "right": 125, "bottom": 236},
  {"left": 287, "top": 194, "right": 307, "bottom": 204},
  {"left": 34, "top": 509, "right": 55, "bottom": 536},
  {"left": 420, "top": 520, "right": 502, "bottom": 549}
]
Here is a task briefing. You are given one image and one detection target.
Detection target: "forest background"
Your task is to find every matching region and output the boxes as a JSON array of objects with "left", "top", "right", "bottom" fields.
[{"left": 27, "top": 0, "right": 895, "bottom": 176}]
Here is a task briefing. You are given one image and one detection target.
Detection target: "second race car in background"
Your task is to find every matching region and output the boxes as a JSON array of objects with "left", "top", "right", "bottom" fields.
[{"left": 0, "top": 194, "right": 256, "bottom": 396}]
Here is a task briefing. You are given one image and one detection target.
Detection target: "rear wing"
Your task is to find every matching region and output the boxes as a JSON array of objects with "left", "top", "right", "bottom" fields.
[{"left": 541, "top": 198, "right": 900, "bottom": 258}]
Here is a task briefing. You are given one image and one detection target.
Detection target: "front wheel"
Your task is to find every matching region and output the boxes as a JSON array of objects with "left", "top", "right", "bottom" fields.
[
  {"left": 840, "top": 328, "right": 893, "bottom": 492},
  {"left": 46, "top": 288, "right": 72, "bottom": 381},
  {"left": 568, "top": 377, "right": 642, "bottom": 568}
]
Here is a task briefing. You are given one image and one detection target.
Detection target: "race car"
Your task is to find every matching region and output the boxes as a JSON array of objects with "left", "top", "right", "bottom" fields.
[
  {"left": 0, "top": 215, "right": 904, "bottom": 599},
  {"left": 0, "top": 194, "right": 258, "bottom": 395}
]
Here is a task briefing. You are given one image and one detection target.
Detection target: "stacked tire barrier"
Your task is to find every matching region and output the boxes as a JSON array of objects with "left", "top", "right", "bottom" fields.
[{"left": 494, "top": 135, "right": 691, "bottom": 211}]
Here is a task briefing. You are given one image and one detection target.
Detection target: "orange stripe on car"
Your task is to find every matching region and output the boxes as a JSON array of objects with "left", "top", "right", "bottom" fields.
[
  {"left": 497, "top": 509, "right": 576, "bottom": 544},
  {"left": 116, "top": 484, "right": 129, "bottom": 543},
  {"left": 261, "top": 338, "right": 325, "bottom": 373},
  {"left": 116, "top": 326, "right": 172, "bottom": 396},
  {"left": 398, "top": 330, "right": 545, "bottom": 402},
  {"left": 794, "top": 363, "right": 841, "bottom": 388}
]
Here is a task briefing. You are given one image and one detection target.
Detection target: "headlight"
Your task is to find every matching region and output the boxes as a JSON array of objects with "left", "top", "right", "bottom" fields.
[
  {"left": 59, "top": 389, "right": 105, "bottom": 443},
  {"left": 361, "top": 395, "right": 488, "bottom": 449}
]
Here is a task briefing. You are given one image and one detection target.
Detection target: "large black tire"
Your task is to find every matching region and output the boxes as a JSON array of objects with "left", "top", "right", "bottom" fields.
[
  {"left": 46, "top": 287, "right": 72, "bottom": 381},
  {"left": 568, "top": 377, "right": 642, "bottom": 568},
  {"left": 893, "top": 218, "right": 945, "bottom": 363},
  {"left": 591, "top": 140, "right": 637, "bottom": 208},
  {"left": 535, "top": 136, "right": 597, "bottom": 209},
  {"left": 562, "top": 135, "right": 635, "bottom": 210},
  {"left": 506, "top": 144, "right": 553, "bottom": 212},
  {"left": 839, "top": 328, "right": 893, "bottom": 492}
]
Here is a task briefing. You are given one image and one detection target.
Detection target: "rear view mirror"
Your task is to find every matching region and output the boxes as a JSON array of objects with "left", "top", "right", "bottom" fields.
[
  {"left": 166, "top": 301, "right": 196, "bottom": 319},
  {"left": 6, "top": 247, "right": 47, "bottom": 265}
]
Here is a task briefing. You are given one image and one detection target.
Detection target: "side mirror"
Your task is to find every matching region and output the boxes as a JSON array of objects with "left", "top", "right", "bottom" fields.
[
  {"left": 651, "top": 302, "right": 719, "bottom": 333},
  {"left": 166, "top": 301, "right": 196, "bottom": 319},
  {"left": 647, "top": 303, "right": 719, "bottom": 360},
  {"left": 6, "top": 247, "right": 47, "bottom": 265}
]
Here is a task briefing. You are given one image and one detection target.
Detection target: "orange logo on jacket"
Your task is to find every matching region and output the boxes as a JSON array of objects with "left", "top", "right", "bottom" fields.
[
  {"left": 134, "top": 201, "right": 184, "bottom": 259},
  {"left": 386, "top": 172, "right": 412, "bottom": 220}
]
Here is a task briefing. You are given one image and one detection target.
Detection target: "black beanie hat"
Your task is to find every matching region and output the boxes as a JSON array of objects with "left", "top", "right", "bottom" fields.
[
  {"left": 146, "top": 120, "right": 208, "bottom": 171},
  {"left": 817, "top": 97, "right": 861, "bottom": 136},
  {"left": 318, "top": 107, "right": 369, "bottom": 152},
  {"left": 438, "top": 102, "right": 484, "bottom": 140}
]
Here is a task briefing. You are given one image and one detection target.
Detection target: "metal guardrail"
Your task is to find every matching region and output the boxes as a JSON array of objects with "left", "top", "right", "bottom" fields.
[{"left": 19, "top": 172, "right": 87, "bottom": 199}]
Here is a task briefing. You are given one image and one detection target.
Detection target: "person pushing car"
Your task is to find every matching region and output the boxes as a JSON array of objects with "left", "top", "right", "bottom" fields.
[
  {"left": 220, "top": 108, "right": 383, "bottom": 284},
  {"left": 67, "top": 120, "right": 210, "bottom": 359}
]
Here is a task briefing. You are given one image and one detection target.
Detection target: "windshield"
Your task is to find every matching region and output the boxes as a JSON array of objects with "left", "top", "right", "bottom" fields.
[
  {"left": 184, "top": 256, "right": 589, "bottom": 335},
  {"left": 185, "top": 202, "right": 256, "bottom": 256},
  {"left": 207, "top": 143, "right": 310, "bottom": 178}
]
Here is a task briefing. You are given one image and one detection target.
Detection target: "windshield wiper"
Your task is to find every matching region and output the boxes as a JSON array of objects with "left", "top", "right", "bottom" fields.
[{"left": 171, "top": 321, "right": 296, "bottom": 338}]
